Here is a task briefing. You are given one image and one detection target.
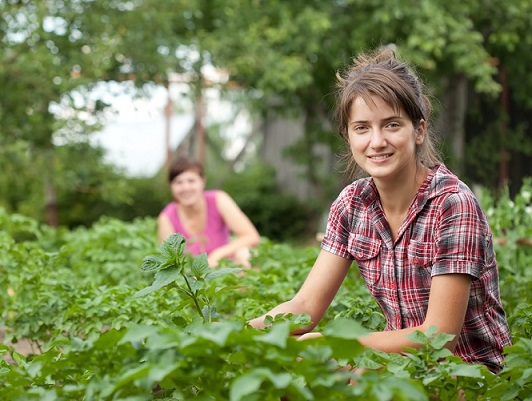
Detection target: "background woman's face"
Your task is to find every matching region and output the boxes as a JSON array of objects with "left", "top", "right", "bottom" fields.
[{"left": 170, "top": 169, "right": 205, "bottom": 206}]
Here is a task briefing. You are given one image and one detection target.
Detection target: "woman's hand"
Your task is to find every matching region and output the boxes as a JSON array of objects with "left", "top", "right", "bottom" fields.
[
  {"left": 297, "top": 332, "right": 323, "bottom": 341},
  {"left": 207, "top": 249, "right": 224, "bottom": 267}
]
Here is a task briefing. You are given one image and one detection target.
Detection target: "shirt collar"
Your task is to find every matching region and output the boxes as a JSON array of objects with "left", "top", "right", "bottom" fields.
[
  {"left": 357, "top": 164, "right": 460, "bottom": 211},
  {"left": 414, "top": 163, "right": 460, "bottom": 211}
]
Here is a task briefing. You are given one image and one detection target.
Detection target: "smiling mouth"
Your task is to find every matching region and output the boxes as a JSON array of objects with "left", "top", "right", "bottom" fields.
[{"left": 369, "top": 154, "right": 392, "bottom": 160}]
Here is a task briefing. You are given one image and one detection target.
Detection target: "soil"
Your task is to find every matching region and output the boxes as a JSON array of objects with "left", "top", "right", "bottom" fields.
[{"left": 0, "top": 325, "right": 42, "bottom": 364}]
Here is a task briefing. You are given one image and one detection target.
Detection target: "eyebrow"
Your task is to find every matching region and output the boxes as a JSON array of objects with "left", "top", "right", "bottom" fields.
[{"left": 350, "top": 115, "right": 405, "bottom": 124}]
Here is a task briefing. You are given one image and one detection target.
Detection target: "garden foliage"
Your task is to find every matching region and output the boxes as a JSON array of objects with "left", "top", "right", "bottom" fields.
[{"left": 0, "top": 182, "right": 531, "bottom": 400}]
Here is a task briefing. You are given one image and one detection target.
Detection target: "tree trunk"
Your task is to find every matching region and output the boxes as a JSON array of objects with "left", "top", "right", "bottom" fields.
[
  {"left": 259, "top": 108, "right": 336, "bottom": 204},
  {"left": 195, "top": 84, "right": 206, "bottom": 166},
  {"left": 498, "top": 68, "right": 509, "bottom": 189},
  {"left": 435, "top": 73, "right": 468, "bottom": 175},
  {"left": 260, "top": 113, "right": 310, "bottom": 199},
  {"left": 44, "top": 149, "right": 58, "bottom": 227}
]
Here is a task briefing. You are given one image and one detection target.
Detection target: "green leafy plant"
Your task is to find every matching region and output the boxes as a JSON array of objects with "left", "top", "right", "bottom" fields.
[
  {"left": 134, "top": 233, "right": 240, "bottom": 323},
  {"left": 1, "top": 179, "right": 531, "bottom": 400},
  {"left": 353, "top": 327, "right": 494, "bottom": 401},
  {"left": 494, "top": 338, "right": 532, "bottom": 401}
]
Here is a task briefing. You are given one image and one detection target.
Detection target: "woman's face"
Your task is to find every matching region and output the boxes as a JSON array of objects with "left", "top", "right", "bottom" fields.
[
  {"left": 170, "top": 169, "right": 205, "bottom": 206},
  {"left": 347, "top": 94, "right": 425, "bottom": 184}
]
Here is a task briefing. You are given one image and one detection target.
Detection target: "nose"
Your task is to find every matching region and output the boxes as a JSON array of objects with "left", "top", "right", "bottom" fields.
[{"left": 369, "top": 128, "right": 387, "bottom": 148}]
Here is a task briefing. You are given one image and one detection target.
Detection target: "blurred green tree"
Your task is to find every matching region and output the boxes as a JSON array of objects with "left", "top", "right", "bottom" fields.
[
  {"left": 0, "top": 0, "right": 191, "bottom": 225},
  {"left": 1, "top": 0, "right": 531, "bottom": 230},
  {"left": 199, "top": 0, "right": 532, "bottom": 193}
]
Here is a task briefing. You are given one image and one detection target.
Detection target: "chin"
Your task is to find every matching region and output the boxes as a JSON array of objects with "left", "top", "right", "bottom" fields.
[
  {"left": 367, "top": 169, "right": 398, "bottom": 181},
  {"left": 177, "top": 197, "right": 198, "bottom": 205}
]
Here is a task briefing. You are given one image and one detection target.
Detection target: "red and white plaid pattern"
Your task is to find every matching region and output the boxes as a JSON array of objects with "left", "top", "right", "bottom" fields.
[{"left": 322, "top": 164, "right": 511, "bottom": 372}]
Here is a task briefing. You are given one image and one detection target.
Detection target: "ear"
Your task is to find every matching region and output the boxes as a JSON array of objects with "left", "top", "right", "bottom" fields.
[{"left": 415, "top": 119, "right": 426, "bottom": 144}]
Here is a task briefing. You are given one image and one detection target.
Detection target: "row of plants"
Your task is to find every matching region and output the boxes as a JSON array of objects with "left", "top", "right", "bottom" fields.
[{"left": 0, "top": 181, "right": 531, "bottom": 400}]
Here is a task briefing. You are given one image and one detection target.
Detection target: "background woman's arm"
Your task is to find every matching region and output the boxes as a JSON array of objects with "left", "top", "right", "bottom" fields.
[
  {"left": 157, "top": 213, "right": 176, "bottom": 243},
  {"left": 208, "top": 190, "right": 260, "bottom": 264}
]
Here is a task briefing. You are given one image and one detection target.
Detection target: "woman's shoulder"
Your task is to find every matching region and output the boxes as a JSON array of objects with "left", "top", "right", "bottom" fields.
[
  {"left": 158, "top": 202, "right": 177, "bottom": 225},
  {"left": 428, "top": 164, "right": 478, "bottom": 203},
  {"left": 204, "top": 189, "right": 225, "bottom": 199},
  {"left": 336, "top": 177, "right": 376, "bottom": 203},
  {"left": 160, "top": 202, "right": 176, "bottom": 215},
  {"left": 328, "top": 178, "right": 375, "bottom": 218},
  {"left": 425, "top": 166, "right": 487, "bottom": 223},
  {"left": 205, "top": 190, "right": 234, "bottom": 214}
]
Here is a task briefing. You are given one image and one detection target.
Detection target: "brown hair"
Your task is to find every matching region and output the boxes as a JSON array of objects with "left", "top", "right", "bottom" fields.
[
  {"left": 168, "top": 157, "right": 204, "bottom": 183},
  {"left": 336, "top": 46, "right": 442, "bottom": 179}
]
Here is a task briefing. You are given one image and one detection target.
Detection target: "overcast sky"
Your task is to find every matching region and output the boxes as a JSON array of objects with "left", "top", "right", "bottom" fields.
[
  {"left": 93, "top": 112, "right": 193, "bottom": 177},
  {"left": 90, "top": 83, "right": 193, "bottom": 177},
  {"left": 90, "top": 79, "right": 251, "bottom": 177}
]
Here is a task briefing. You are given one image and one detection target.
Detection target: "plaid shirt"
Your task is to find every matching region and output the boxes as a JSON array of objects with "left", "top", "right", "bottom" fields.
[{"left": 322, "top": 164, "right": 511, "bottom": 372}]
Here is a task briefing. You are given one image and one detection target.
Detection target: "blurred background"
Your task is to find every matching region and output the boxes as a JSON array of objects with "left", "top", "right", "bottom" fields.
[{"left": 1, "top": 0, "right": 531, "bottom": 243}]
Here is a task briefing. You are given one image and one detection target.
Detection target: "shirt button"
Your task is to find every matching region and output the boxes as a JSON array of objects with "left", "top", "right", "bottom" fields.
[
  {"left": 413, "top": 257, "right": 419, "bottom": 264},
  {"left": 357, "top": 251, "right": 364, "bottom": 257}
]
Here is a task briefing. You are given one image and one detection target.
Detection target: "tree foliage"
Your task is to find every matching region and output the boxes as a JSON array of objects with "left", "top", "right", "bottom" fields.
[
  {"left": 0, "top": 0, "right": 188, "bottom": 225},
  {"left": 1, "top": 0, "right": 531, "bottom": 228}
]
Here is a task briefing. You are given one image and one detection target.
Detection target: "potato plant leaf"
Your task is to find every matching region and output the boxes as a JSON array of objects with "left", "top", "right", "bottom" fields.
[
  {"left": 230, "top": 368, "right": 291, "bottom": 401},
  {"left": 159, "top": 233, "right": 186, "bottom": 263},
  {"left": 202, "top": 305, "right": 218, "bottom": 322},
  {"left": 447, "top": 363, "right": 484, "bottom": 378},
  {"left": 118, "top": 325, "right": 159, "bottom": 345},
  {"left": 191, "top": 253, "right": 210, "bottom": 278},
  {"left": 140, "top": 254, "right": 164, "bottom": 272},
  {"left": 429, "top": 332, "right": 455, "bottom": 350},
  {"left": 256, "top": 322, "right": 290, "bottom": 348},
  {"left": 152, "top": 266, "right": 182, "bottom": 290},
  {"left": 133, "top": 266, "right": 181, "bottom": 297},
  {"left": 205, "top": 267, "right": 242, "bottom": 281},
  {"left": 407, "top": 329, "right": 430, "bottom": 346},
  {"left": 196, "top": 321, "right": 236, "bottom": 346},
  {"left": 323, "top": 317, "right": 370, "bottom": 339}
]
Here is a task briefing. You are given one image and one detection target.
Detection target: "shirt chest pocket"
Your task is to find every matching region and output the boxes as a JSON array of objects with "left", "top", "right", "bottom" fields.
[
  {"left": 407, "top": 240, "right": 433, "bottom": 269},
  {"left": 348, "top": 233, "right": 382, "bottom": 285}
]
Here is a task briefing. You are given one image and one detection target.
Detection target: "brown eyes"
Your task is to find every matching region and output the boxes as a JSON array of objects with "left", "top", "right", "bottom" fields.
[{"left": 350, "top": 122, "right": 400, "bottom": 132}]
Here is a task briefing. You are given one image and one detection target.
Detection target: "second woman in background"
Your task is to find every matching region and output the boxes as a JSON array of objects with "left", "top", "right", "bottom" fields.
[{"left": 158, "top": 158, "right": 260, "bottom": 267}]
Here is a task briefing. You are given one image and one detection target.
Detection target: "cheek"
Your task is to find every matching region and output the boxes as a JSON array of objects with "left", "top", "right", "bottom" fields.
[
  {"left": 348, "top": 134, "right": 365, "bottom": 153},
  {"left": 410, "top": 136, "right": 423, "bottom": 154},
  {"left": 349, "top": 141, "right": 367, "bottom": 165},
  {"left": 170, "top": 183, "right": 183, "bottom": 194},
  {"left": 193, "top": 180, "right": 205, "bottom": 191}
]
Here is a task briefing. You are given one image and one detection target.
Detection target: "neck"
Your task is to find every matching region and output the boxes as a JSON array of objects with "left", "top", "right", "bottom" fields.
[
  {"left": 176, "top": 196, "right": 205, "bottom": 216},
  {"left": 375, "top": 164, "right": 428, "bottom": 216}
]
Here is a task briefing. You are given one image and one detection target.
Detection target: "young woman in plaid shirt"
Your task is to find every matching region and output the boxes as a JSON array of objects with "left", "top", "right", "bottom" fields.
[{"left": 249, "top": 47, "right": 511, "bottom": 373}]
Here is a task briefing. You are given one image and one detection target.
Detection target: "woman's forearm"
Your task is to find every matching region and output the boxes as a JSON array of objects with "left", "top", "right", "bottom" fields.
[
  {"left": 210, "top": 233, "right": 260, "bottom": 261},
  {"left": 248, "top": 298, "right": 320, "bottom": 334}
]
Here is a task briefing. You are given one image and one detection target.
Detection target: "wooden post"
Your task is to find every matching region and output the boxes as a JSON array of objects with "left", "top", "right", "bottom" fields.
[
  {"left": 499, "top": 68, "right": 509, "bottom": 189},
  {"left": 164, "top": 82, "right": 172, "bottom": 169},
  {"left": 195, "top": 75, "right": 205, "bottom": 166}
]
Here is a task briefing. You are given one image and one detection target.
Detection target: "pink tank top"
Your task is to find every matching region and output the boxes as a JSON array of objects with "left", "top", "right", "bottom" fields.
[{"left": 160, "top": 190, "right": 230, "bottom": 255}]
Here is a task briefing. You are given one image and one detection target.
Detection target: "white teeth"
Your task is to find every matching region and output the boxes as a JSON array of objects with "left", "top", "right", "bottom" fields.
[{"left": 370, "top": 155, "right": 391, "bottom": 160}]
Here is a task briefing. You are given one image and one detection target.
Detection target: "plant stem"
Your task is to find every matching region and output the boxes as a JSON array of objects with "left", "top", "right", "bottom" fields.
[{"left": 182, "top": 274, "right": 204, "bottom": 321}]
